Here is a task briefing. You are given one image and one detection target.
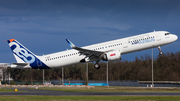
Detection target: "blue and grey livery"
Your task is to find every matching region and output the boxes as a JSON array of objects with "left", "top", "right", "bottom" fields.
[{"left": 7, "top": 39, "right": 50, "bottom": 69}]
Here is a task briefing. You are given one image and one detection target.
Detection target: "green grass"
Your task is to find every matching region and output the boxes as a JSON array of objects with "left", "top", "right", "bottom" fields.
[
  {"left": 0, "top": 96, "right": 180, "bottom": 101},
  {"left": 0, "top": 88, "right": 14, "bottom": 92},
  {"left": 0, "top": 87, "right": 23, "bottom": 92},
  {"left": 35, "top": 86, "right": 180, "bottom": 92}
]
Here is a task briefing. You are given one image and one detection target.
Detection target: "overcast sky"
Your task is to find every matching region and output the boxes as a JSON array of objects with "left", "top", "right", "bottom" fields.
[{"left": 0, "top": 0, "right": 179, "bottom": 63}]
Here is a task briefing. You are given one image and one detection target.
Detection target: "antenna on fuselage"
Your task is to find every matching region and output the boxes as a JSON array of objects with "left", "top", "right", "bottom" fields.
[{"left": 154, "top": 30, "right": 156, "bottom": 32}]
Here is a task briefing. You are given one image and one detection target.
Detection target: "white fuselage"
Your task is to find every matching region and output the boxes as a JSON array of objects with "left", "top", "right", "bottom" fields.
[{"left": 37, "top": 31, "right": 178, "bottom": 68}]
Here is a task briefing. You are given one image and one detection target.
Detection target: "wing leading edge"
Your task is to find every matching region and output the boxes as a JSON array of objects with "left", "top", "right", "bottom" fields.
[{"left": 66, "top": 39, "right": 105, "bottom": 61}]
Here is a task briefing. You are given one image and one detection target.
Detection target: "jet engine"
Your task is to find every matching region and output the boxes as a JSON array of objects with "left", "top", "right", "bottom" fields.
[
  {"left": 80, "top": 57, "right": 90, "bottom": 63},
  {"left": 102, "top": 50, "right": 121, "bottom": 61}
]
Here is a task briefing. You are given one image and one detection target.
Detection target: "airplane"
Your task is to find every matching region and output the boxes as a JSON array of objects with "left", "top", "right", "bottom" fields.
[{"left": 7, "top": 31, "right": 178, "bottom": 69}]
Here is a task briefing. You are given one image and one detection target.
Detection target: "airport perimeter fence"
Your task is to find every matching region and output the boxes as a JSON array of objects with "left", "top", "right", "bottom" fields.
[
  {"left": 51, "top": 80, "right": 180, "bottom": 87},
  {"left": 2, "top": 80, "right": 180, "bottom": 87},
  {"left": 1, "top": 81, "right": 43, "bottom": 85}
]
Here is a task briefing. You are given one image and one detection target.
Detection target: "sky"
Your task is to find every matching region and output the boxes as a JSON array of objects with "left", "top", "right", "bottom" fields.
[{"left": 0, "top": 0, "right": 180, "bottom": 63}]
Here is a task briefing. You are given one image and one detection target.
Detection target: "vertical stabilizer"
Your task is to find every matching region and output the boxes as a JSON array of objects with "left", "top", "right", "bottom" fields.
[
  {"left": 7, "top": 39, "right": 36, "bottom": 63},
  {"left": 7, "top": 39, "right": 50, "bottom": 69}
]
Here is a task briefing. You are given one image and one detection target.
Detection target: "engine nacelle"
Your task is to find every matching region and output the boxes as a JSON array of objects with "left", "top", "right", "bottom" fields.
[
  {"left": 102, "top": 50, "right": 121, "bottom": 61},
  {"left": 80, "top": 57, "right": 90, "bottom": 63}
]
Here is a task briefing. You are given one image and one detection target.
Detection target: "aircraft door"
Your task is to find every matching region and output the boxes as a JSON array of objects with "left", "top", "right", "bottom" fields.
[
  {"left": 123, "top": 41, "right": 128, "bottom": 48},
  {"left": 155, "top": 32, "right": 161, "bottom": 41}
]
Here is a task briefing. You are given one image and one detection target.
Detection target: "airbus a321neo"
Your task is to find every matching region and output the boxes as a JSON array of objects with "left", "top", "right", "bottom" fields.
[{"left": 7, "top": 31, "right": 178, "bottom": 69}]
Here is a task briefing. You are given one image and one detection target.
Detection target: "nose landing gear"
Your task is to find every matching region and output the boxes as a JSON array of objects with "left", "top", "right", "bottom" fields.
[{"left": 158, "top": 46, "right": 163, "bottom": 55}]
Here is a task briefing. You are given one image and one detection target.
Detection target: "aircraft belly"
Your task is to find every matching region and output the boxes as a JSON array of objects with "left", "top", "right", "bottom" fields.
[{"left": 45, "top": 56, "right": 84, "bottom": 68}]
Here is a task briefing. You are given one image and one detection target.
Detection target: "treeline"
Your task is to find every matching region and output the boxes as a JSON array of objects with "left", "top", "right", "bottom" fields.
[{"left": 7, "top": 51, "right": 180, "bottom": 81}]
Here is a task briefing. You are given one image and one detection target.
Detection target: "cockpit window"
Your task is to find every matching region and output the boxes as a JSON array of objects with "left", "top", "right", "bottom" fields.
[{"left": 165, "top": 33, "right": 170, "bottom": 36}]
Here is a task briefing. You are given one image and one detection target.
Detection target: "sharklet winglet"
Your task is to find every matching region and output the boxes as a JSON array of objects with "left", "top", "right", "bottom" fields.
[{"left": 66, "top": 39, "right": 76, "bottom": 48}]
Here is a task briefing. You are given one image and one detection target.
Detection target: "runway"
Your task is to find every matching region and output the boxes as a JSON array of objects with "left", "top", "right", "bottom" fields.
[{"left": 0, "top": 88, "right": 180, "bottom": 96}]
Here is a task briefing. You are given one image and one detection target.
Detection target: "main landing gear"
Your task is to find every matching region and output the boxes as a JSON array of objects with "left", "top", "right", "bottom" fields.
[
  {"left": 94, "top": 60, "right": 100, "bottom": 69},
  {"left": 158, "top": 46, "right": 163, "bottom": 55}
]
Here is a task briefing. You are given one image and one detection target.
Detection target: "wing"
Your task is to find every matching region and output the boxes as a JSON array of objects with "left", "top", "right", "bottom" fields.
[{"left": 66, "top": 39, "right": 105, "bottom": 61}]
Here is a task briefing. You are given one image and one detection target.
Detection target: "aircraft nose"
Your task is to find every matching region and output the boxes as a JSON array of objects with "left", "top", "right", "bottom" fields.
[
  {"left": 174, "top": 35, "right": 178, "bottom": 41},
  {"left": 172, "top": 34, "right": 178, "bottom": 41}
]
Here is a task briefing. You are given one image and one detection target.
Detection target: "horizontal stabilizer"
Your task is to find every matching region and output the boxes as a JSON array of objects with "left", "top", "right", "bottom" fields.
[{"left": 11, "top": 63, "right": 29, "bottom": 66}]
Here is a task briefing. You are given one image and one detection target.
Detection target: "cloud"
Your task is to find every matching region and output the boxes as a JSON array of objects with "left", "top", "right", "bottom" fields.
[
  {"left": 0, "top": 15, "right": 133, "bottom": 37},
  {"left": 0, "top": 0, "right": 180, "bottom": 63}
]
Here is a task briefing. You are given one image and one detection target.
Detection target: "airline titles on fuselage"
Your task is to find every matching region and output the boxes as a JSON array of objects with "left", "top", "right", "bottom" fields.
[{"left": 129, "top": 36, "right": 155, "bottom": 45}]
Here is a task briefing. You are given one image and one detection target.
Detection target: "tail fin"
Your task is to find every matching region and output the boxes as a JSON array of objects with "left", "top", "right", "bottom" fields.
[
  {"left": 7, "top": 39, "right": 36, "bottom": 64},
  {"left": 7, "top": 39, "right": 50, "bottom": 69}
]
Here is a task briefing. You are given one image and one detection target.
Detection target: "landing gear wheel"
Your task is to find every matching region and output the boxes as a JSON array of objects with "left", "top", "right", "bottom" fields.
[
  {"left": 158, "top": 46, "right": 163, "bottom": 55},
  {"left": 94, "top": 64, "right": 100, "bottom": 69}
]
